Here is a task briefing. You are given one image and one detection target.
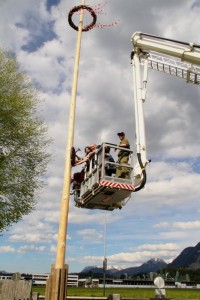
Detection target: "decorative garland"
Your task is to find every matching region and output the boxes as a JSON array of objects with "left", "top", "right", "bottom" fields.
[{"left": 68, "top": 5, "right": 97, "bottom": 32}]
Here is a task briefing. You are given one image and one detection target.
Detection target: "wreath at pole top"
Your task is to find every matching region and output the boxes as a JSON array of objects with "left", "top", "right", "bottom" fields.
[{"left": 68, "top": 5, "right": 97, "bottom": 32}]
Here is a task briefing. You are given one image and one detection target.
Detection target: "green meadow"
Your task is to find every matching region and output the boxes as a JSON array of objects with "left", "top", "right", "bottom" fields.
[{"left": 32, "top": 286, "right": 200, "bottom": 299}]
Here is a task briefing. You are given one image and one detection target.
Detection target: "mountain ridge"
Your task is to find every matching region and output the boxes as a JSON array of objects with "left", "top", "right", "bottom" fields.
[
  {"left": 80, "top": 258, "right": 167, "bottom": 276},
  {"left": 169, "top": 242, "right": 200, "bottom": 269},
  {"left": 79, "top": 242, "right": 200, "bottom": 275}
]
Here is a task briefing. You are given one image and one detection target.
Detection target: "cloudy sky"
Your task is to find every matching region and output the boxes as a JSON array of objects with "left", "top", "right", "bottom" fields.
[{"left": 1, "top": 0, "right": 200, "bottom": 274}]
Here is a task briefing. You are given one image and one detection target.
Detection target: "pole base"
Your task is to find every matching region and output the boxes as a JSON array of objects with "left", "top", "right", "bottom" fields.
[{"left": 45, "top": 264, "right": 68, "bottom": 300}]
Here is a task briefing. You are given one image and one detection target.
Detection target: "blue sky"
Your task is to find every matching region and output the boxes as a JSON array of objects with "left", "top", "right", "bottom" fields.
[{"left": 1, "top": 0, "right": 200, "bottom": 274}]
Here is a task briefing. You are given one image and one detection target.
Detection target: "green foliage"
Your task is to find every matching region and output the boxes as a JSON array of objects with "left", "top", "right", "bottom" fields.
[
  {"left": 162, "top": 267, "right": 200, "bottom": 282},
  {"left": 0, "top": 48, "right": 51, "bottom": 232}
]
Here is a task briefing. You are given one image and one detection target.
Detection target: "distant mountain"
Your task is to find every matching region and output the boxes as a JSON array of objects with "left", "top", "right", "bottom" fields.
[
  {"left": 80, "top": 243, "right": 200, "bottom": 276},
  {"left": 115, "top": 258, "right": 167, "bottom": 276},
  {"left": 169, "top": 242, "right": 200, "bottom": 269},
  {"left": 81, "top": 266, "right": 98, "bottom": 273},
  {"left": 80, "top": 258, "right": 167, "bottom": 276},
  {"left": 81, "top": 265, "right": 121, "bottom": 275}
]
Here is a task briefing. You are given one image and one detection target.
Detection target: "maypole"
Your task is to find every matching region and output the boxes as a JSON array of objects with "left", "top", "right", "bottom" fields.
[
  {"left": 45, "top": 1, "right": 97, "bottom": 299},
  {"left": 55, "top": 0, "right": 86, "bottom": 271}
]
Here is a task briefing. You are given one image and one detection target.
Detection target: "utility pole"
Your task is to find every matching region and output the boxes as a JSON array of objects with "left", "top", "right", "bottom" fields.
[{"left": 103, "top": 212, "right": 107, "bottom": 296}]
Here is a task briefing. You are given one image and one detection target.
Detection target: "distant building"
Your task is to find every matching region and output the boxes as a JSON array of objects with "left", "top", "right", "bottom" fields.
[{"left": 0, "top": 272, "right": 78, "bottom": 287}]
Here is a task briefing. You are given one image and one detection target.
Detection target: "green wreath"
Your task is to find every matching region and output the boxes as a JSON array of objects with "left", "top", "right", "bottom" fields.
[{"left": 68, "top": 5, "right": 97, "bottom": 32}]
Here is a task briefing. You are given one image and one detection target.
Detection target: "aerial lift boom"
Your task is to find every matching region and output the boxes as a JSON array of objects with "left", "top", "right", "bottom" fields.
[
  {"left": 131, "top": 32, "right": 200, "bottom": 186},
  {"left": 132, "top": 32, "right": 200, "bottom": 66},
  {"left": 74, "top": 32, "right": 200, "bottom": 211}
]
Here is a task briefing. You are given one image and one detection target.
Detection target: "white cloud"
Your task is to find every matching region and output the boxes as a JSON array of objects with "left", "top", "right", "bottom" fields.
[
  {"left": 69, "top": 255, "right": 103, "bottom": 264},
  {"left": 19, "top": 245, "right": 46, "bottom": 253},
  {"left": 50, "top": 245, "right": 57, "bottom": 252},
  {"left": 155, "top": 221, "right": 200, "bottom": 230},
  {"left": 69, "top": 249, "right": 178, "bottom": 268},
  {"left": 154, "top": 222, "right": 169, "bottom": 229},
  {"left": 173, "top": 221, "right": 200, "bottom": 229},
  {"left": 0, "top": 244, "right": 46, "bottom": 254},
  {"left": 76, "top": 229, "right": 103, "bottom": 241},
  {"left": 136, "top": 243, "right": 179, "bottom": 251},
  {"left": 68, "top": 241, "right": 182, "bottom": 268},
  {"left": 108, "top": 251, "right": 172, "bottom": 265},
  {"left": 1, "top": 0, "right": 200, "bottom": 273},
  {"left": 69, "top": 209, "right": 122, "bottom": 225},
  {"left": 159, "top": 231, "right": 189, "bottom": 240},
  {"left": 0, "top": 246, "right": 16, "bottom": 253},
  {"left": 18, "top": 45, "right": 66, "bottom": 90},
  {"left": 0, "top": 0, "right": 53, "bottom": 51},
  {"left": 9, "top": 233, "right": 47, "bottom": 243},
  {"left": 142, "top": 171, "right": 200, "bottom": 206}
]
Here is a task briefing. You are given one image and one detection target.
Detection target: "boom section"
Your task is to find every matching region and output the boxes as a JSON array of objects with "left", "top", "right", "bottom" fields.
[
  {"left": 148, "top": 53, "right": 200, "bottom": 85},
  {"left": 132, "top": 32, "right": 200, "bottom": 66},
  {"left": 131, "top": 32, "right": 200, "bottom": 86},
  {"left": 130, "top": 32, "right": 200, "bottom": 185}
]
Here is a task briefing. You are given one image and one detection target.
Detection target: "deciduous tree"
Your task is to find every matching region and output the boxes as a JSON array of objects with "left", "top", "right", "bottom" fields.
[{"left": 0, "top": 49, "right": 51, "bottom": 232}]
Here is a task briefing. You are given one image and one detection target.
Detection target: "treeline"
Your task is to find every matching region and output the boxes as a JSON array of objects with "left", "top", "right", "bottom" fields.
[
  {"left": 73, "top": 267, "right": 200, "bottom": 283},
  {"left": 161, "top": 267, "right": 200, "bottom": 282}
]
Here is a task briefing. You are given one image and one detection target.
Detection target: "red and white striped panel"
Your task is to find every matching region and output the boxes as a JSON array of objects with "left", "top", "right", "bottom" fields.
[{"left": 100, "top": 180, "right": 135, "bottom": 191}]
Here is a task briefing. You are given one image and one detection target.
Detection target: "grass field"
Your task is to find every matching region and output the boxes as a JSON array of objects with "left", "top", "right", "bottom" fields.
[{"left": 32, "top": 286, "right": 200, "bottom": 299}]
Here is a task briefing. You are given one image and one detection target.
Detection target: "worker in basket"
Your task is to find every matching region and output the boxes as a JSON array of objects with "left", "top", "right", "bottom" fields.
[
  {"left": 116, "top": 132, "right": 130, "bottom": 179},
  {"left": 71, "top": 145, "right": 97, "bottom": 196},
  {"left": 105, "top": 146, "right": 115, "bottom": 176}
]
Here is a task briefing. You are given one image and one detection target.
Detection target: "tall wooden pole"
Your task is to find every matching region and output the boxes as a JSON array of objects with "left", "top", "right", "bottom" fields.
[
  {"left": 45, "top": 1, "right": 87, "bottom": 299},
  {"left": 55, "top": 0, "right": 86, "bottom": 269}
]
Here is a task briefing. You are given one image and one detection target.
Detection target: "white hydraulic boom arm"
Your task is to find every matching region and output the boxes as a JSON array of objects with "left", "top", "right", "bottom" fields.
[{"left": 131, "top": 32, "right": 200, "bottom": 190}]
